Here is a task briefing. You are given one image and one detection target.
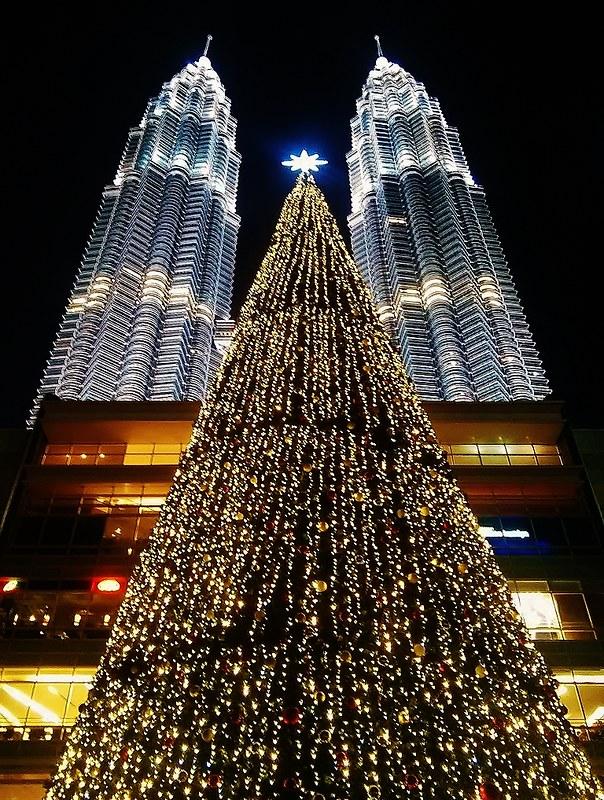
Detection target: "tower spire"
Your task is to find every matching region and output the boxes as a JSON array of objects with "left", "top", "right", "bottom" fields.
[
  {"left": 203, "top": 33, "right": 213, "bottom": 58},
  {"left": 374, "top": 34, "right": 383, "bottom": 59}
]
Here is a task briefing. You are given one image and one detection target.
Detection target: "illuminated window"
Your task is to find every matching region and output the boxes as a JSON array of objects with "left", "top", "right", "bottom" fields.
[
  {"left": 442, "top": 443, "right": 562, "bottom": 467},
  {"left": 509, "top": 581, "right": 595, "bottom": 640},
  {"left": 41, "top": 442, "right": 185, "bottom": 467},
  {"left": 554, "top": 670, "right": 604, "bottom": 739},
  {"left": 0, "top": 667, "right": 94, "bottom": 734}
]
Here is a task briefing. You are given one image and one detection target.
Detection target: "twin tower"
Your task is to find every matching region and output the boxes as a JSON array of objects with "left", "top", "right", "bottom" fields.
[{"left": 32, "top": 43, "right": 549, "bottom": 422}]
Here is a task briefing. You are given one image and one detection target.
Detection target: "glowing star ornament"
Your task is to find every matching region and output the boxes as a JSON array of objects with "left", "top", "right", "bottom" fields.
[{"left": 281, "top": 149, "right": 328, "bottom": 174}]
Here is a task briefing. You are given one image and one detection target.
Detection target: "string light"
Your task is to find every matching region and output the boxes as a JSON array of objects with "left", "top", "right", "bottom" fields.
[{"left": 44, "top": 175, "right": 602, "bottom": 799}]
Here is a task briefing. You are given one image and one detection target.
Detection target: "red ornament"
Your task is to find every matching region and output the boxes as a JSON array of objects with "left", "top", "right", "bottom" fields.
[
  {"left": 282, "top": 777, "right": 298, "bottom": 789},
  {"left": 207, "top": 773, "right": 222, "bottom": 788},
  {"left": 479, "top": 783, "right": 502, "bottom": 800},
  {"left": 403, "top": 773, "right": 420, "bottom": 789},
  {"left": 492, "top": 716, "right": 507, "bottom": 731},
  {"left": 120, "top": 747, "right": 129, "bottom": 762},
  {"left": 345, "top": 696, "right": 359, "bottom": 710},
  {"left": 282, "top": 707, "right": 301, "bottom": 725}
]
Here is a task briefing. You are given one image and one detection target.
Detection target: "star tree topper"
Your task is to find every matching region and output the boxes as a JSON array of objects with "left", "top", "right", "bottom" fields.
[{"left": 282, "top": 149, "right": 328, "bottom": 174}]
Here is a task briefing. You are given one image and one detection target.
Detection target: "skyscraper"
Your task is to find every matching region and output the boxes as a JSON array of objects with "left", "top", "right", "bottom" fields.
[
  {"left": 347, "top": 41, "right": 549, "bottom": 402},
  {"left": 30, "top": 39, "right": 240, "bottom": 423}
]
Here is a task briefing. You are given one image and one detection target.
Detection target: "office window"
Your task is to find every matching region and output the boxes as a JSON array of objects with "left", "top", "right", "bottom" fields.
[
  {"left": 509, "top": 581, "right": 595, "bottom": 640},
  {"left": 0, "top": 667, "right": 94, "bottom": 735},
  {"left": 442, "top": 443, "right": 562, "bottom": 467}
]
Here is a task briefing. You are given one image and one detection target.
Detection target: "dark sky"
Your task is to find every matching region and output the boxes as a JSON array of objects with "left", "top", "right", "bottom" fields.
[{"left": 2, "top": 3, "right": 601, "bottom": 427}]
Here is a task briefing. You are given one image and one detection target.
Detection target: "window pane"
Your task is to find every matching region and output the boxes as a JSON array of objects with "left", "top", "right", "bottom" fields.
[
  {"left": 123, "top": 454, "right": 152, "bottom": 465},
  {"left": 577, "top": 684, "right": 604, "bottom": 727},
  {"left": 452, "top": 455, "right": 481, "bottom": 465},
  {"left": 513, "top": 591, "right": 560, "bottom": 638},
  {"left": 151, "top": 454, "right": 180, "bottom": 465},
  {"left": 478, "top": 444, "right": 506, "bottom": 455},
  {"left": 45, "top": 445, "right": 70, "bottom": 456},
  {"left": 514, "top": 581, "right": 549, "bottom": 592},
  {"left": 537, "top": 456, "right": 561, "bottom": 465},
  {"left": 153, "top": 443, "right": 181, "bottom": 454},
  {"left": 30, "top": 683, "right": 66, "bottom": 725},
  {"left": 0, "top": 683, "right": 32, "bottom": 725},
  {"left": 451, "top": 444, "right": 478, "bottom": 455},
  {"left": 555, "top": 594, "right": 591, "bottom": 630},
  {"left": 481, "top": 455, "right": 509, "bottom": 466},
  {"left": 509, "top": 456, "right": 537, "bottom": 466},
  {"left": 556, "top": 683, "right": 582, "bottom": 724},
  {"left": 506, "top": 445, "right": 534, "bottom": 455},
  {"left": 534, "top": 445, "right": 559, "bottom": 455}
]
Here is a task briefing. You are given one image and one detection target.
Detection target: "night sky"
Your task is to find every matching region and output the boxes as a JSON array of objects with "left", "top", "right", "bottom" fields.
[{"left": 3, "top": 4, "right": 601, "bottom": 428}]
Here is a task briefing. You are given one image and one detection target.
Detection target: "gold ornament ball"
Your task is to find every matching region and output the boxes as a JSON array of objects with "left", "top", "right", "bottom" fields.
[
  {"left": 457, "top": 563, "right": 468, "bottom": 575},
  {"left": 340, "top": 650, "right": 353, "bottom": 663},
  {"left": 419, "top": 506, "right": 430, "bottom": 517},
  {"left": 313, "top": 580, "right": 328, "bottom": 593},
  {"left": 202, "top": 728, "right": 214, "bottom": 742},
  {"left": 413, "top": 643, "right": 426, "bottom": 657},
  {"left": 475, "top": 665, "right": 487, "bottom": 679},
  {"left": 353, "top": 492, "right": 365, "bottom": 502},
  {"left": 317, "top": 521, "right": 329, "bottom": 532},
  {"left": 302, "top": 463, "right": 313, "bottom": 473},
  {"left": 407, "top": 572, "right": 418, "bottom": 584}
]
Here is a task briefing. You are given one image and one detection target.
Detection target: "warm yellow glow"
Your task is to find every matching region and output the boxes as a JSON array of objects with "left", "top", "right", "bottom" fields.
[
  {"left": 21, "top": 674, "right": 95, "bottom": 684},
  {"left": 585, "top": 706, "right": 604, "bottom": 727},
  {"left": 1, "top": 579, "right": 19, "bottom": 593},
  {"left": 0, "top": 685, "right": 61, "bottom": 723},
  {"left": 0, "top": 703, "right": 20, "bottom": 725}
]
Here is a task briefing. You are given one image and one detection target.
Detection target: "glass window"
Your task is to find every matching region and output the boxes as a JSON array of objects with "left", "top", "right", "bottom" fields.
[
  {"left": 451, "top": 455, "right": 481, "bottom": 465},
  {"left": 506, "top": 445, "right": 534, "bottom": 455},
  {"left": 124, "top": 452, "right": 152, "bottom": 465},
  {"left": 555, "top": 594, "right": 592, "bottom": 633},
  {"left": 536, "top": 455, "right": 562, "bottom": 465},
  {"left": 0, "top": 667, "right": 94, "bottom": 729},
  {"left": 555, "top": 670, "right": 604, "bottom": 735},
  {"left": 509, "top": 582, "right": 597, "bottom": 641},
  {"left": 151, "top": 453, "right": 181, "bottom": 465},
  {"left": 451, "top": 444, "right": 478, "bottom": 455},
  {"left": 509, "top": 455, "right": 537, "bottom": 466},
  {"left": 480, "top": 455, "right": 509, "bottom": 466},
  {"left": 478, "top": 444, "right": 507, "bottom": 455}
]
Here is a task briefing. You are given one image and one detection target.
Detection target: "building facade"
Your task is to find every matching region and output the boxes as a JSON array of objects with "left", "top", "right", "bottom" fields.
[
  {"left": 0, "top": 399, "right": 602, "bottom": 795},
  {"left": 30, "top": 51, "right": 241, "bottom": 425},
  {"left": 347, "top": 53, "right": 549, "bottom": 402}
]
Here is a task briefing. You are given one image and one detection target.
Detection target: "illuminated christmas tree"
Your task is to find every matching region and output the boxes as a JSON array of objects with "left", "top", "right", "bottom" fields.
[{"left": 46, "top": 167, "right": 601, "bottom": 800}]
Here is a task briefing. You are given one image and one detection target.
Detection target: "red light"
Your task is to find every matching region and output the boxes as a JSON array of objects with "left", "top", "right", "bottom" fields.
[
  {"left": 93, "top": 577, "right": 125, "bottom": 593},
  {"left": 1, "top": 578, "right": 19, "bottom": 593}
]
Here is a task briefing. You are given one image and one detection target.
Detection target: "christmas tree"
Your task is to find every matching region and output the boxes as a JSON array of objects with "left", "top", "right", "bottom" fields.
[{"left": 46, "top": 174, "right": 601, "bottom": 800}]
